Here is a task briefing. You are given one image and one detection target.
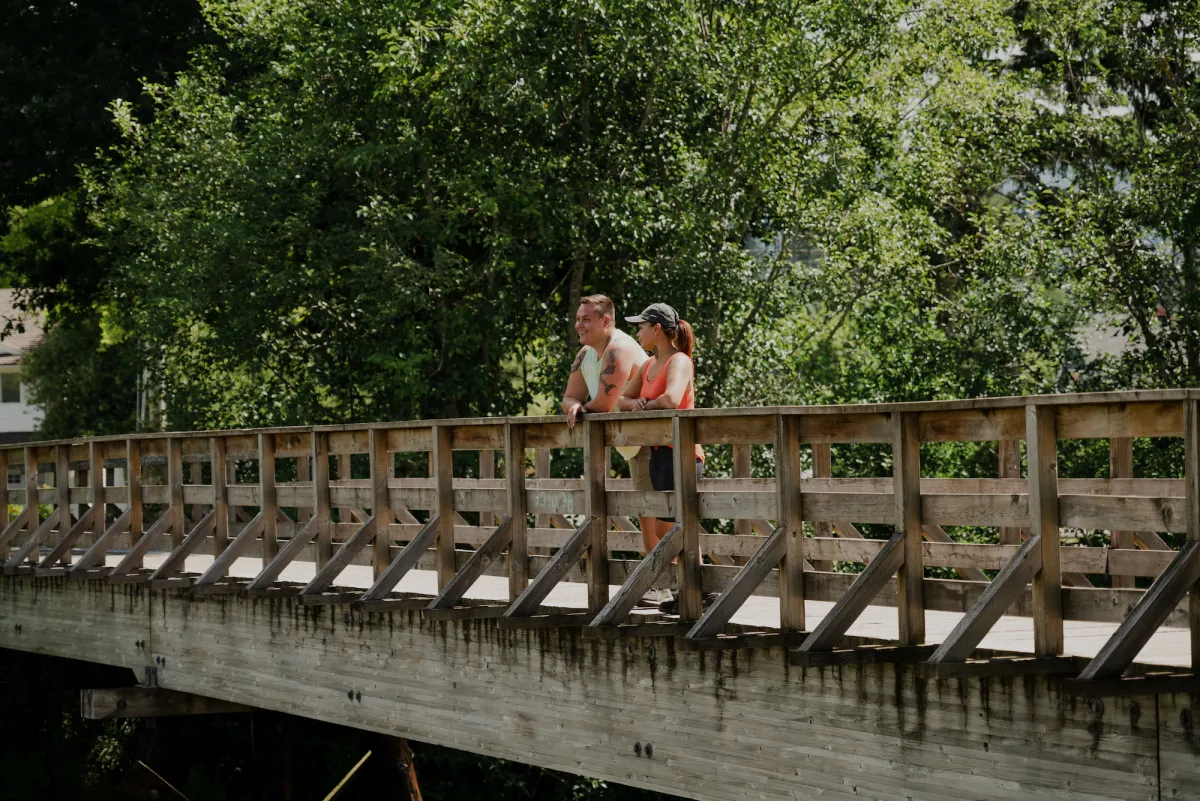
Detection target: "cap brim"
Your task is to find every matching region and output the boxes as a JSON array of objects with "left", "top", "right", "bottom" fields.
[{"left": 624, "top": 315, "right": 648, "bottom": 323}]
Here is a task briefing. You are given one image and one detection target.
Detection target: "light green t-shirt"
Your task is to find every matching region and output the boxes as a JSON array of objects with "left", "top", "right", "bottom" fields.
[{"left": 581, "top": 329, "right": 647, "bottom": 461}]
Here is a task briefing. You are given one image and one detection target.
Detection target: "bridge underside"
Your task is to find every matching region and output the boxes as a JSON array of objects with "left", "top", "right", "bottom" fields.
[{"left": 2, "top": 575, "right": 1196, "bottom": 801}]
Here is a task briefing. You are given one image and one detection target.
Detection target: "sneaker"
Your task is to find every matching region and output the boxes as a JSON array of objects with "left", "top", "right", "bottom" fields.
[
  {"left": 657, "top": 591, "right": 718, "bottom": 616},
  {"left": 638, "top": 587, "right": 673, "bottom": 608}
]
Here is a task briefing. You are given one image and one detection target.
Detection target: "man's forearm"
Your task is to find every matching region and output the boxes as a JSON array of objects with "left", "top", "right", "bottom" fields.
[{"left": 562, "top": 395, "right": 587, "bottom": 414}]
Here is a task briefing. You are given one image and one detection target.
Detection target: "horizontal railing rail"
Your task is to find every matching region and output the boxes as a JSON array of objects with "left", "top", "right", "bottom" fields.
[{"left": 0, "top": 388, "right": 1196, "bottom": 684}]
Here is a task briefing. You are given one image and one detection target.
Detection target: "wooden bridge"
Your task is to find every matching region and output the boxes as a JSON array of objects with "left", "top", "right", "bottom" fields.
[{"left": 2, "top": 390, "right": 1200, "bottom": 800}]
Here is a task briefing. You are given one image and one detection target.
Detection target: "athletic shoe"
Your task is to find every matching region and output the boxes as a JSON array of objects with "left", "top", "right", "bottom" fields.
[{"left": 638, "top": 587, "right": 674, "bottom": 607}]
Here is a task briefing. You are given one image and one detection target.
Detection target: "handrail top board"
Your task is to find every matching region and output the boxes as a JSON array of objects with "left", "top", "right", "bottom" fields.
[{"left": 1, "top": 388, "right": 1195, "bottom": 454}]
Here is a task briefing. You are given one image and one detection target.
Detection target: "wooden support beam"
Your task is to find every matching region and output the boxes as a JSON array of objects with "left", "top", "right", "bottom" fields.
[
  {"left": 589, "top": 522, "right": 682, "bottom": 628},
  {"left": 479, "top": 449, "right": 495, "bottom": 529},
  {"left": 107, "top": 511, "right": 175, "bottom": 581},
  {"left": 1063, "top": 671, "right": 1200, "bottom": 698},
  {"left": 673, "top": 416, "right": 702, "bottom": 621},
  {"left": 301, "top": 516, "right": 376, "bottom": 598},
  {"left": 81, "top": 687, "right": 250, "bottom": 720},
  {"left": 148, "top": 509, "right": 217, "bottom": 583},
  {"left": 506, "top": 422, "right": 529, "bottom": 600},
  {"left": 259, "top": 433, "right": 278, "bottom": 562},
  {"left": 810, "top": 443, "right": 833, "bottom": 570},
  {"left": 1077, "top": 540, "right": 1200, "bottom": 680},
  {"left": 54, "top": 445, "right": 70, "bottom": 564},
  {"left": 583, "top": 420, "right": 607, "bottom": 612},
  {"left": 432, "top": 425, "right": 454, "bottom": 589},
  {"left": 191, "top": 511, "right": 265, "bottom": 588},
  {"left": 790, "top": 643, "right": 936, "bottom": 668},
  {"left": 245, "top": 516, "right": 319, "bottom": 591},
  {"left": 359, "top": 515, "right": 441, "bottom": 603},
  {"left": 65, "top": 508, "right": 131, "bottom": 575},
  {"left": 686, "top": 526, "right": 785, "bottom": 640},
  {"left": 1027, "top": 404, "right": 1063, "bottom": 656},
  {"left": 503, "top": 519, "right": 593, "bottom": 619},
  {"left": 426, "top": 518, "right": 513, "bottom": 611},
  {"left": 921, "top": 524, "right": 989, "bottom": 582},
  {"left": 535, "top": 448, "right": 551, "bottom": 535},
  {"left": 167, "top": 438, "right": 184, "bottom": 550},
  {"left": 0, "top": 450, "right": 7, "bottom": 538},
  {"left": 998, "top": 438, "right": 1021, "bottom": 545},
  {"left": 370, "top": 429, "right": 391, "bottom": 579},
  {"left": 211, "top": 437, "right": 228, "bottom": 556},
  {"left": 920, "top": 656, "right": 1081, "bottom": 680},
  {"left": 793, "top": 532, "right": 905, "bottom": 654},
  {"left": 33, "top": 504, "right": 97, "bottom": 572},
  {"left": 3, "top": 506, "right": 65, "bottom": 573},
  {"left": 313, "top": 432, "right": 332, "bottom": 570},
  {"left": 0, "top": 505, "right": 35, "bottom": 555},
  {"left": 927, "top": 535, "right": 1043, "bottom": 664},
  {"left": 775, "top": 414, "right": 804, "bottom": 631},
  {"left": 1109, "top": 437, "right": 1135, "bottom": 589},
  {"left": 894, "top": 411, "right": 924, "bottom": 645}
]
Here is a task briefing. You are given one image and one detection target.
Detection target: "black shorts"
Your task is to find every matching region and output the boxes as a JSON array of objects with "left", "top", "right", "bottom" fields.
[{"left": 648, "top": 445, "right": 704, "bottom": 500}]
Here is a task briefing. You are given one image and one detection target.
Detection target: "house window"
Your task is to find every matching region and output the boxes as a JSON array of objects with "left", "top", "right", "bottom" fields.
[{"left": 0, "top": 373, "right": 20, "bottom": 404}]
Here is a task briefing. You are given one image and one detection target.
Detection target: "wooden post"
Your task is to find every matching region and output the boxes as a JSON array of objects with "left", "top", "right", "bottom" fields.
[
  {"left": 583, "top": 420, "right": 608, "bottom": 613},
  {"left": 295, "top": 454, "right": 311, "bottom": 523},
  {"left": 187, "top": 461, "right": 202, "bottom": 525},
  {"left": 312, "top": 432, "right": 332, "bottom": 570},
  {"left": 893, "top": 412, "right": 924, "bottom": 645},
  {"left": 211, "top": 437, "right": 228, "bottom": 555},
  {"left": 775, "top": 414, "right": 804, "bottom": 631},
  {"left": 0, "top": 450, "right": 8, "bottom": 527},
  {"left": 127, "top": 439, "right": 143, "bottom": 560},
  {"left": 1110, "top": 437, "right": 1135, "bottom": 589},
  {"left": 479, "top": 449, "right": 494, "bottom": 528},
  {"left": 432, "top": 425, "right": 454, "bottom": 589},
  {"left": 370, "top": 429, "right": 392, "bottom": 580},
  {"left": 998, "top": 439, "right": 1021, "bottom": 545},
  {"left": 733, "top": 444, "right": 753, "bottom": 539},
  {"left": 505, "top": 423, "right": 528, "bottom": 600},
  {"left": 535, "top": 449, "right": 551, "bottom": 532},
  {"left": 1185, "top": 399, "right": 1200, "bottom": 671},
  {"left": 1027, "top": 404, "right": 1063, "bottom": 657},
  {"left": 259, "top": 433, "right": 278, "bottom": 562},
  {"left": 167, "top": 438, "right": 184, "bottom": 550},
  {"left": 672, "top": 416, "right": 702, "bottom": 621}
]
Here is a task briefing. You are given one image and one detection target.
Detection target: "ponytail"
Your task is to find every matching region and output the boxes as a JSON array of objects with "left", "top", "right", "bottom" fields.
[{"left": 673, "top": 319, "right": 695, "bottom": 358}]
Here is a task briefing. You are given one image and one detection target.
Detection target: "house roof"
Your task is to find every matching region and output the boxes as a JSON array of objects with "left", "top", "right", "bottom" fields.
[{"left": 0, "top": 289, "right": 45, "bottom": 366}]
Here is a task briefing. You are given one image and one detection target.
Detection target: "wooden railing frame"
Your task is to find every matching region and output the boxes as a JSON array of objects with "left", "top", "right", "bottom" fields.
[{"left": 0, "top": 389, "right": 1198, "bottom": 679}]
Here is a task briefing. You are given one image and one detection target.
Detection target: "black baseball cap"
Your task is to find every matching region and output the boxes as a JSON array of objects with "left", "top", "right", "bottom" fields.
[{"left": 625, "top": 302, "right": 679, "bottom": 328}]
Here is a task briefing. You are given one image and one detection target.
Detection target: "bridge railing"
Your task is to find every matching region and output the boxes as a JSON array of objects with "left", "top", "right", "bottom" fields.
[{"left": 0, "top": 388, "right": 1196, "bottom": 685}]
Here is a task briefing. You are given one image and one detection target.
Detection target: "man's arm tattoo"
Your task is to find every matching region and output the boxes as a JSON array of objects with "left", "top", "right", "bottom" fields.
[
  {"left": 599, "top": 351, "right": 619, "bottom": 394},
  {"left": 570, "top": 351, "right": 585, "bottom": 373}
]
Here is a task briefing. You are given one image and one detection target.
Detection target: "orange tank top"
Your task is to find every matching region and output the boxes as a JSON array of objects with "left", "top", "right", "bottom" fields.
[{"left": 640, "top": 353, "right": 704, "bottom": 461}]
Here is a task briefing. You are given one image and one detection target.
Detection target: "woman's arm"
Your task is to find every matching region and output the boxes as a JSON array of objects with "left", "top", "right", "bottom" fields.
[
  {"left": 617, "top": 363, "right": 646, "bottom": 411},
  {"left": 644, "top": 355, "right": 693, "bottom": 410}
]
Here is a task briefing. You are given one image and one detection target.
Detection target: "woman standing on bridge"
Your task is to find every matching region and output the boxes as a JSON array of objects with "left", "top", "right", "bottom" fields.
[{"left": 618, "top": 303, "right": 707, "bottom": 613}]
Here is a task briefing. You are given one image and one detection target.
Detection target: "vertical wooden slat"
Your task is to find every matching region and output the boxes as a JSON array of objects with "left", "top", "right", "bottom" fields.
[
  {"left": 811, "top": 443, "right": 832, "bottom": 571},
  {"left": 479, "top": 449, "right": 495, "bottom": 528},
  {"left": 998, "top": 438, "right": 1022, "bottom": 546},
  {"left": 312, "top": 432, "right": 332, "bottom": 570},
  {"left": 89, "top": 441, "right": 105, "bottom": 542},
  {"left": 535, "top": 448, "right": 551, "bottom": 532},
  {"left": 1110, "top": 437, "right": 1135, "bottom": 589},
  {"left": 336, "top": 453, "right": 352, "bottom": 525},
  {"left": 296, "top": 454, "right": 311, "bottom": 523},
  {"left": 673, "top": 416, "right": 701, "bottom": 621},
  {"left": 167, "top": 438, "right": 184, "bottom": 549},
  {"left": 894, "top": 412, "right": 925, "bottom": 645},
  {"left": 506, "top": 423, "right": 529, "bottom": 600},
  {"left": 0, "top": 450, "right": 9, "bottom": 527},
  {"left": 433, "top": 425, "right": 455, "bottom": 589},
  {"left": 370, "top": 429, "right": 392, "bottom": 579},
  {"left": 258, "top": 433, "right": 277, "bottom": 562},
  {"left": 211, "top": 437, "right": 228, "bottom": 555},
  {"left": 186, "top": 461, "right": 202, "bottom": 525},
  {"left": 1185, "top": 399, "right": 1200, "bottom": 671},
  {"left": 1028, "top": 404, "right": 1063, "bottom": 657},
  {"left": 733, "top": 444, "right": 753, "bottom": 539},
  {"left": 126, "top": 439, "right": 142, "bottom": 560},
  {"left": 775, "top": 414, "right": 804, "bottom": 631},
  {"left": 583, "top": 420, "right": 608, "bottom": 612},
  {"left": 55, "top": 445, "right": 69, "bottom": 561}
]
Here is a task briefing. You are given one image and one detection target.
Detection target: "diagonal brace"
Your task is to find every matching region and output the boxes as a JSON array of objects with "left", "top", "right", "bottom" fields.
[
  {"left": 192, "top": 512, "right": 265, "bottom": 587},
  {"left": 68, "top": 508, "right": 132, "bottom": 573},
  {"left": 149, "top": 509, "right": 217, "bottom": 581},
  {"left": 589, "top": 522, "right": 682, "bottom": 628},
  {"left": 360, "top": 515, "right": 440, "bottom": 602},
  {"left": 246, "top": 516, "right": 319, "bottom": 591},
  {"left": 301, "top": 516, "right": 375, "bottom": 596},
  {"left": 505, "top": 519, "right": 594, "bottom": 618},
  {"left": 687, "top": 525, "right": 786, "bottom": 640},
  {"left": 4, "top": 507, "right": 66, "bottom": 570}
]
